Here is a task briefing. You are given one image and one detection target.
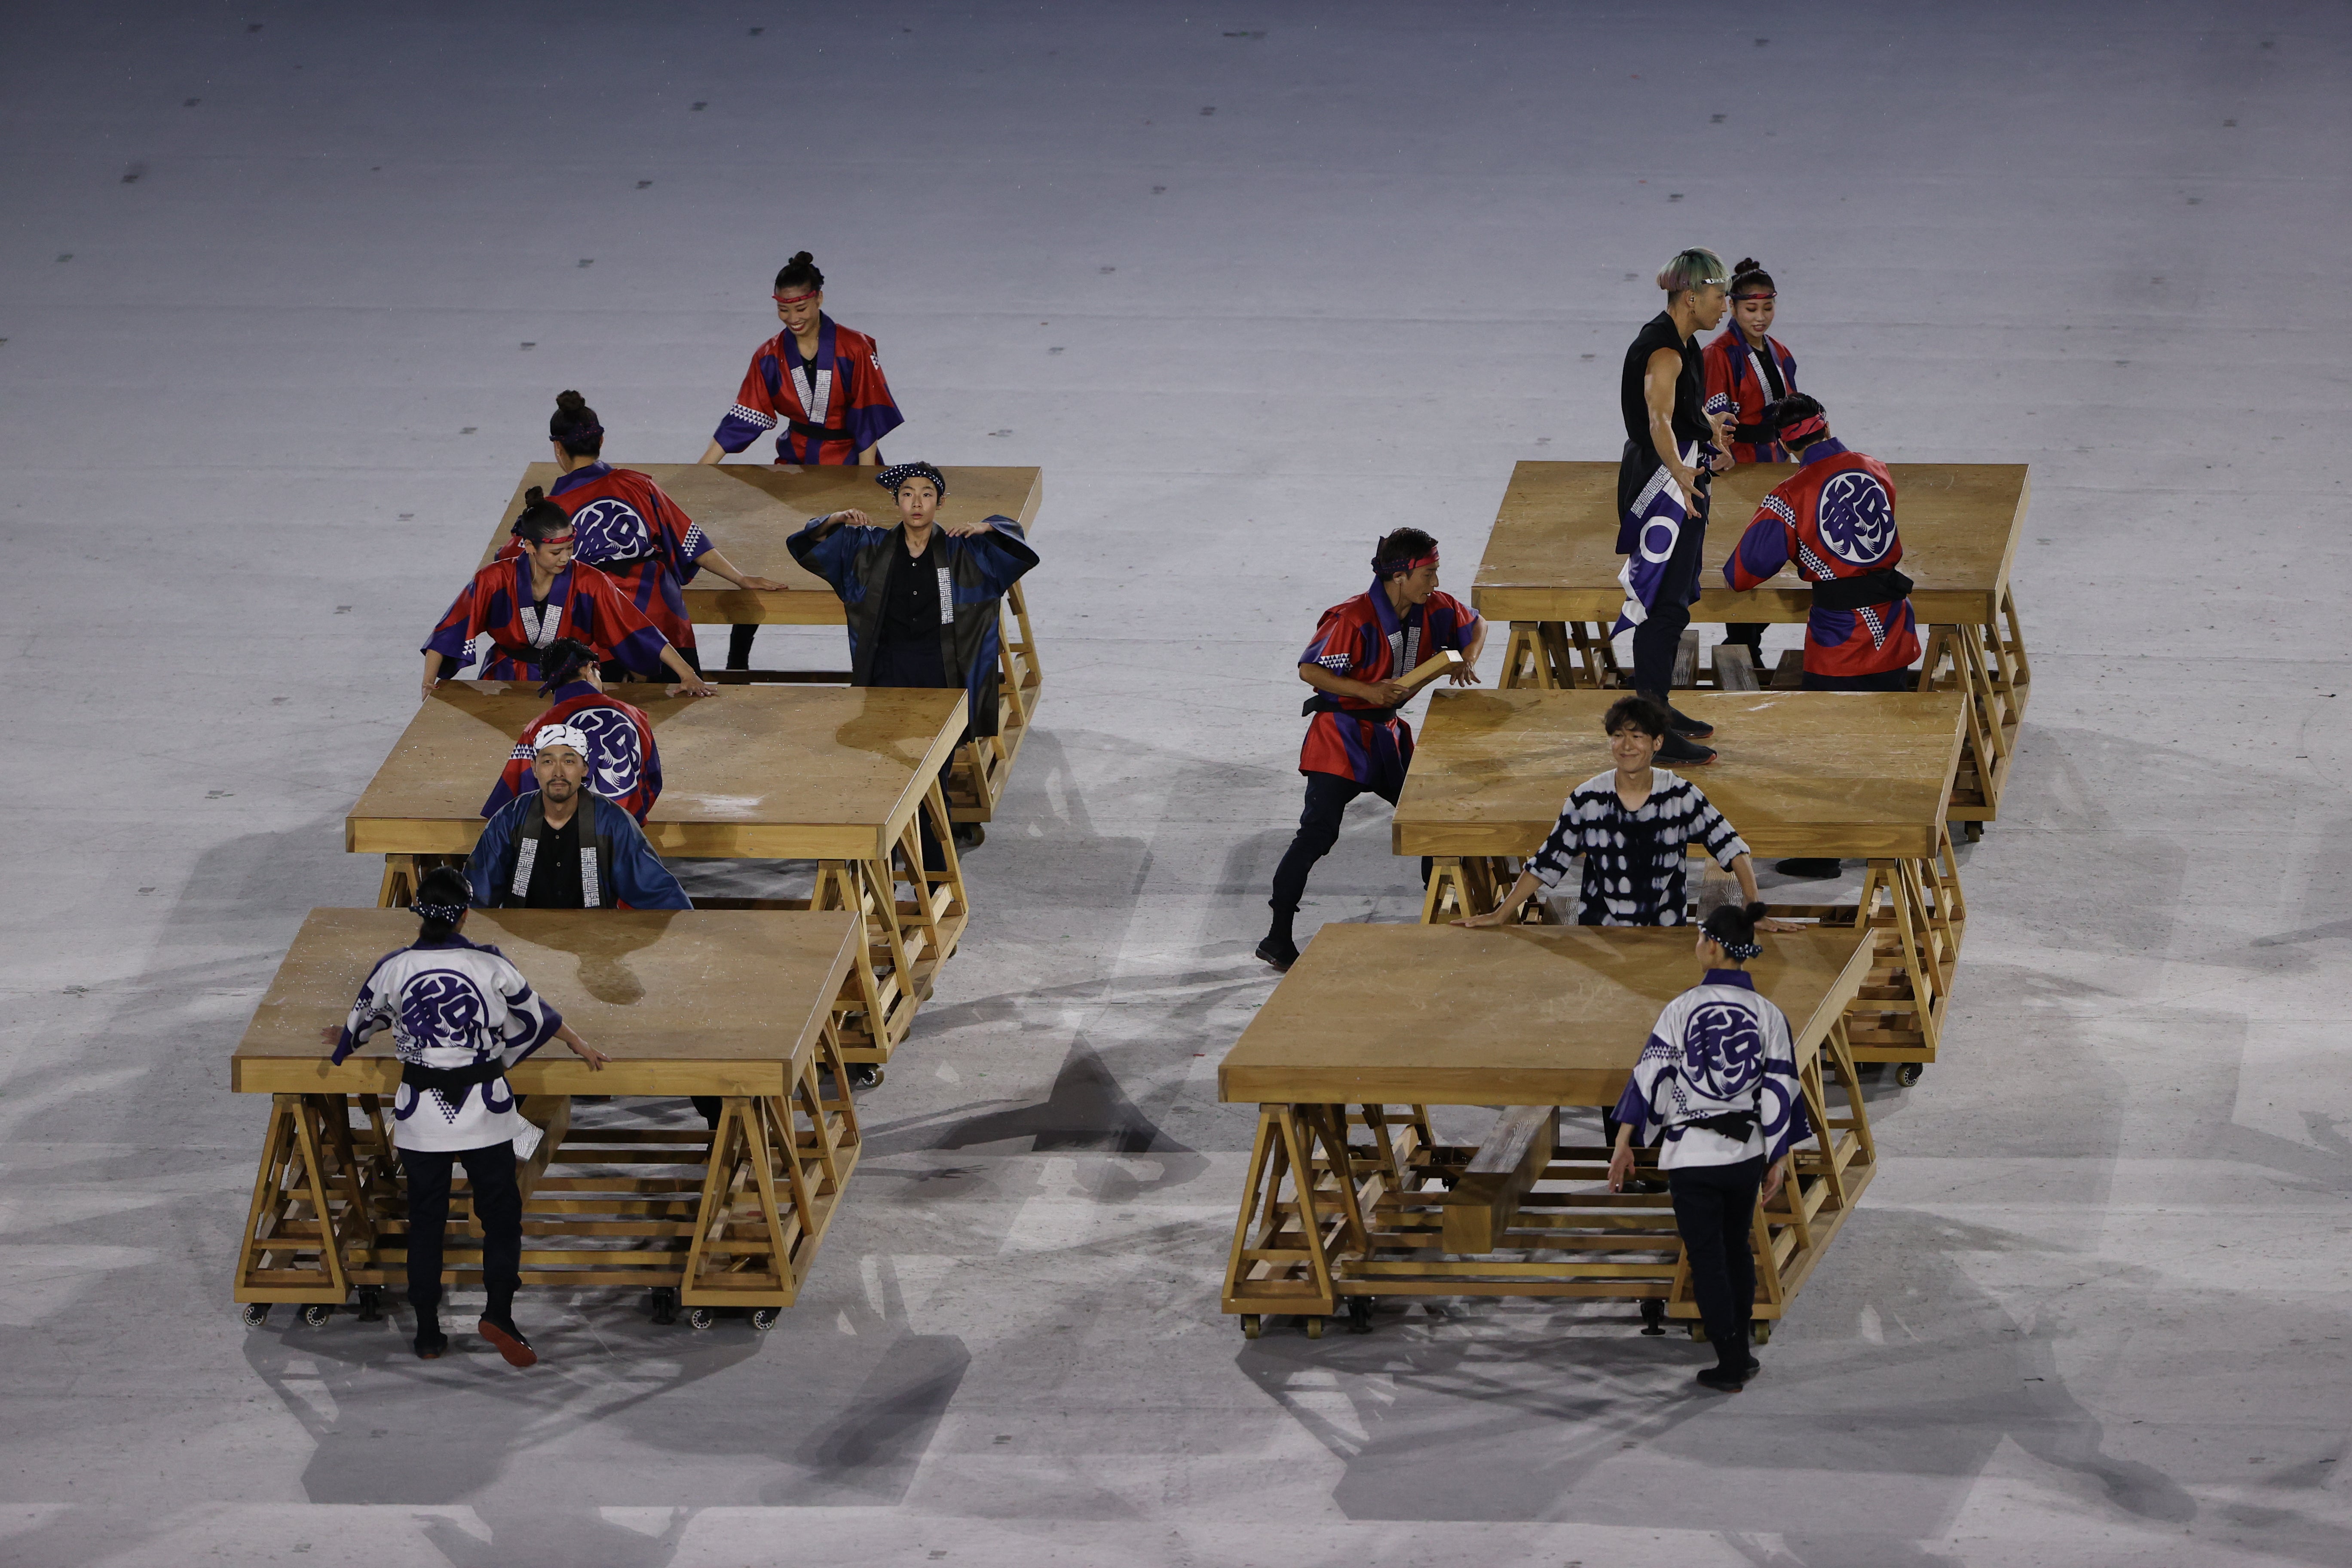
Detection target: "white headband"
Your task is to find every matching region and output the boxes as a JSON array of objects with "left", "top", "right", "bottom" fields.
[{"left": 532, "top": 723, "right": 589, "bottom": 759}]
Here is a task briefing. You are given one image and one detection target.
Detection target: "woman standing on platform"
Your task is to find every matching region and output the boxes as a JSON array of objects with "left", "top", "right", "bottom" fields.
[
  {"left": 514, "top": 392, "right": 784, "bottom": 676},
  {"left": 1607, "top": 899, "right": 1807, "bottom": 1393},
  {"left": 1618, "top": 249, "right": 1738, "bottom": 766},
  {"left": 700, "top": 252, "right": 906, "bottom": 670},
  {"left": 1704, "top": 260, "right": 1801, "bottom": 667},
  {"left": 324, "top": 866, "right": 609, "bottom": 1365}
]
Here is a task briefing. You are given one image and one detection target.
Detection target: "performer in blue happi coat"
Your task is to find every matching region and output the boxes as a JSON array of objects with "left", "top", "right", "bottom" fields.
[
  {"left": 467, "top": 725, "right": 692, "bottom": 911},
  {"left": 1608, "top": 899, "right": 1810, "bottom": 1393},
  {"left": 328, "top": 867, "right": 609, "bottom": 1363}
]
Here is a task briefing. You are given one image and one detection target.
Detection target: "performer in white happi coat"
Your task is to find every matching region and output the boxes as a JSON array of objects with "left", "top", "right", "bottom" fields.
[
  {"left": 1608, "top": 899, "right": 1810, "bottom": 1393},
  {"left": 325, "top": 867, "right": 608, "bottom": 1364}
]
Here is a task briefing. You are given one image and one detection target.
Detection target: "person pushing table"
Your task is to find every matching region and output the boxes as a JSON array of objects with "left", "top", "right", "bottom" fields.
[
  {"left": 1607, "top": 900, "right": 1810, "bottom": 1393},
  {"left": 323, "top": 865, "right": 609, "bottom": 1365}
]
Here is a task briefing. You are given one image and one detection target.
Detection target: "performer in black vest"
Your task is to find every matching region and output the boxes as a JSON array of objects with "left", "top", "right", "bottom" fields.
[{"left": 1618, "top": 248, "right": 1739, "bottom": 766}]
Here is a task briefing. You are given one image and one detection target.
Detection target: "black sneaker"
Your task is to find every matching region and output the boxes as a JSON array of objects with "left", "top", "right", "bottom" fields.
[
  {"left": 1255, "top": 936, "right": 1299, "bottom": 973},
  {"left": 1663, "top": 703, "right": 1715, "bottom": 740},
  {"left": 1694, "top": 1364, "right": 1746, "bottom": 1393},
  {"left": 1656, "top": 730, "right": 1717, "bottom": 767},
  {"left": 1773, "top": 858, "right": 1842, "bottom": 880}
]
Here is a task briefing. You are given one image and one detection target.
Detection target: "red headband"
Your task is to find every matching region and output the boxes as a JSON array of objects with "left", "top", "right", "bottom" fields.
[
  {"left": 1777, "top": 413, "right": 1828, "bottom": 444},
  {"left": 522, "top": 532, "right": 575, "bottom": 547},
  {"left": 1387, "top": 552, "right": 1438, "bottom": 575}
]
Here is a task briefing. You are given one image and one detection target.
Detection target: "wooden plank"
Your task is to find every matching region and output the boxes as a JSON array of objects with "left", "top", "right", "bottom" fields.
[
  {"left": 231, "top": 909, "right": 861, "bottom": 1096},
  {"left": 348, "top": 683, "right": 965, "bottom": 861},
  {"left": 1217, "top": 924, "right": 1870, "bottom": 1106},
  {"left": 487, "top": 463, "right": 1043, "bottom": 626},
  {"left": 1471, "top": 460, "right": 2028, "bottom": 626},
  {"left": 1391, "top": 687, "right": 1966, "bottom": 861},
  {"left": 1440, "top": 1106, "right": 1556, "bottom": 1254},
  {"left": 1713, "top": 643, "right": 1761, "bottom": 692}
]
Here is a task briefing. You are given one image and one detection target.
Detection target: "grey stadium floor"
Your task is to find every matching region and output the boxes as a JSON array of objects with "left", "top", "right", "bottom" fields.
[{"left": 2, "top": 3, "right": 2347, "bottom": 1565}]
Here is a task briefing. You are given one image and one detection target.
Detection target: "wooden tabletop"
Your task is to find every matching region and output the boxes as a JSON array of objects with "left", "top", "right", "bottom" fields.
[
  {"left": 1219, "top": 923, "right": 1870, "bottom": 1106},
  {"left": 1472, "top": 459, "right": 2028, "bottom": 625},
  {"left": 347, "top": 681, "right": 966, "bottom": 860},
  {"left": 1391, "top": 688, "right": 1964, "bottom": 860},
  {"left": 487, "top": 463, "right": 1044, "bottom": 626},
  {"left": 232, "top": 908, "right": 861, "bottom": 1097}
]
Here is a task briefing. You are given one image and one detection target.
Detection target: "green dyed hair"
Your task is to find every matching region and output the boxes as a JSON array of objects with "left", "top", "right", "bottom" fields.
[{"left": 1656, "top": 248, "right": 1729, "bottom": 296}]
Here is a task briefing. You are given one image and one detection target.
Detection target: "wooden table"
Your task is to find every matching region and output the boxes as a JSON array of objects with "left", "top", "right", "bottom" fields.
[
  {"left": 1393, "top": 688, "right": 1967, "bottom": 1077},
  {"left": 231, "top": 909, "right": 862, "bottom": 1326},
  {"left": 349, "top": 681, "right": 970, "bottom": 1066},
  {"left": 1218, "top": 924, "right": 1878, "bottom": 1338},
  {"left": 1473, "top": 460, "right": 2030, "bottom": 825},
  {"left": 490, "top": 462, "right": 1045, "bottom": 823}
]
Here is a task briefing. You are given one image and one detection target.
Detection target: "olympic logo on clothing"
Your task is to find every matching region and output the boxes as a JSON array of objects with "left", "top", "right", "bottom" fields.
[
  {"left": 571, "top": 498, "right": 652, "bottom": 563},
  {"left": 1684, "top": 1002, "right": 1765, "bottom": 1099},
  {"left": 569, "top": 705, "right": 643, "bottom": 799},
  {"left": 1816, "top": 472, "right": 1893, "bottom": 565},
  {"left": 399, "top": 970, "right": 487, "bottom": 1055}
]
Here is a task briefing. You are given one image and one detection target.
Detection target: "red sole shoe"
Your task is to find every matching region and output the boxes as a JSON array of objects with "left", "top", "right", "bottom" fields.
[{"left": 478, "top": 1318, "right": 538, "bottom": 1368}]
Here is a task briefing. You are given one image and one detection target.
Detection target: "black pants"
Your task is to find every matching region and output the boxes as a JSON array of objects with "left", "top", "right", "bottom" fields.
[
  {"left": 603, "top": 646, "right": 698, "bottom": 683},
  {"left": 400, "top": 1142, "right": 521, "bottom": 1314},
  {"left": 1269, "top": 772, "right": 1427, "bottom": 915},
  {"left": 1802, "top": 665, "right": 1914, "bottom": 692},
  {"left": 1629, "top": 496, "right": 1709, "bottom": 701},
  {"left": 725, "top": 624, "right": 760, "bottom": 669},
  {"left": 1668, "top": 1155, "right": 1764, "bottom": 1348},
  {"left": 1726, "top": 622, "right": 1767, "bottom": 657}
]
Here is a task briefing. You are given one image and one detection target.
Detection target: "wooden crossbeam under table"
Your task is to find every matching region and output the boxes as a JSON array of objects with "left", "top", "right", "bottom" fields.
[
  {"left": 1217, "top": 925, "right": 1877, "bottom": 1338},
  {"left": 232, "top": 909, "right": 864, "bottom": 1318}
]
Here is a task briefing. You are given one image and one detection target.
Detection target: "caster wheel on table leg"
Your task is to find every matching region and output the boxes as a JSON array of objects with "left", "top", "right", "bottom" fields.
[
  {"left": 687, "top": 1307, "right": 716, "bottom": 1331},
  {"left": 301, "top": 1303, "right": 334, "bottom": 1328},
  {"left": 750, "top": 1308, "right": 781, "bottom": 1331},
  {"left": 1894, "top": 1062, "right": 1923, "bottom": 1088},
  {"left": 1640, "top": 1298, "right": 1667, "bottom": 1336},
  {"left": 1304, "top": 1316, "right": 1324, "bottom": 1340},
  {"left": 955, "top": 823, "right": 985, "bottom": 850},
  {"left": 1240, "top": 1314, "right": 1261, "bottom": 1340},
  {"left": 1963, "top": 821, "right": 1983, "bottom": 843},
  {"left": 241, "top": 1303, "right": 271, "bottom": 1329},
  {"left": 1345, "top": 1298, "right": 1374, "bottom": 1335},
  {"left": 1751, "top": 1320, "right": 1773, "bottom": 1346},
  {"left": 1688, "top": 1323, "right": 1709, "bottom": 1342},
  {"left": 649, "top": 1286, "right": 679, "bottom": 1326},
  {"left": 355, "top": 1287, "right": 385, "bottom": 1324},
  {"left": 848, "top": 1065, "right": 884, "bottom": 1090}
]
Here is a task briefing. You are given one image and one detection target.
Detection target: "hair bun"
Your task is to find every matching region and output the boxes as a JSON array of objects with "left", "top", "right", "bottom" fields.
[
  {"left": 1732, "top": 257, "right": 1762, "bottom": 275},
  {"left": 524, "top": 486, "right": 546, "bottom": 505},
  {"left": 555, "top": 389, "right": 586, "bottom": 413},
  {"left": 1744, "top": 901, "right": 1769, "bottom": 921},
  {"left": 790, "top": 249, "right": 814, "bottom": 266}
]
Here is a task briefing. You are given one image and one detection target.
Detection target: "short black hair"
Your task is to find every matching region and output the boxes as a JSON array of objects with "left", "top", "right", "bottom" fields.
[
  {"left": 414, "top": 866, "right": 474, "bottom": 941},
  {"left": 1603, "top": 694, "right": 1672, "bottom": 738},
  {"left": 537, "top": 637, "right": 597, "bottom": 691},
  {"left": 511, "top": 486, "right": 570, "bottom": 543},
  {"left": 774, "top": 250, "right": 824, "bottom": 293},
  {"left": 551, "top": 389, "right": 603, "bottom": 457},
  {"left": 1372, "top": 527, "right": 1438, "bottom": 579},
  {"left": 1763, "top": 392, "right": 1829, "bottom": 449}
]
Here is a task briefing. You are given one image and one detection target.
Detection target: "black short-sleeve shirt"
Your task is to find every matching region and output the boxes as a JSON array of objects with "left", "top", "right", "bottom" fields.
[
  {"left": 522, "top": 810, "right": 586, "bottom": 909},
  {"left": 1620, "top": 311, "right": 1709, "bottom": 455}
]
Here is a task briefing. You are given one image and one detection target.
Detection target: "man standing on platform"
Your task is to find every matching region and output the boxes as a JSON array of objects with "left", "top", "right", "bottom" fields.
[
  {"left": 1618, "top": 248, "right": 1740, "bottom": 767},
  {"left": 1259, "top": 528, "right": 1487, "bottom": 973},
  {"left": 788, "top": 462, "right": 1036, "bottom": 855}
]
